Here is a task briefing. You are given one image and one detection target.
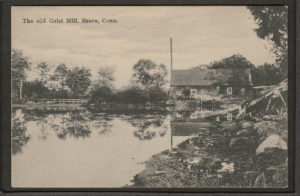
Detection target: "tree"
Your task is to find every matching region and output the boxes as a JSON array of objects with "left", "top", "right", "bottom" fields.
[
  {"left": 95, "top": 66, "right": 115, "bottom": 89},
  {"left": 247, "top": 6, "right": 288, "bottom": 76},
  {"left": 37, "top": 62, "right": 51, "bottom": 84},
  {"left": 208, "top": 54, "right": 255, "bottom": 69},
  {"left": 252, "top": 63, "right": 284, "bottom": 86},
  {"left": 51, "top": 63, "right": 68, "bottom": 87},
  {"left": 65, "top": 67, "right": 91, "bottom": 97},
  {"left": 11, "top": 49, "right": 31, "bottom": 100},
  {"left": 131, "top": 59, "right": 168, "bottom": 89}
]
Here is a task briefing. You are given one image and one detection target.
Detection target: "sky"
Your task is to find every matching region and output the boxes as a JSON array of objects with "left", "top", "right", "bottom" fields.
[{"left": 11, "top": 6, "right": 276, "bottom": 88}]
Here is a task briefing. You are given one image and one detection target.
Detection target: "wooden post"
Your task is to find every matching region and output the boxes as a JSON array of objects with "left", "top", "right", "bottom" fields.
[
  {"left": 200, "top": 99, "right": 202, "bottom": 110},
  {"left": 19, "top": 80, "right": 23, "bottom": 100},
  {"left": 171, "top": 125, "right": 173, "bottom": 149}
]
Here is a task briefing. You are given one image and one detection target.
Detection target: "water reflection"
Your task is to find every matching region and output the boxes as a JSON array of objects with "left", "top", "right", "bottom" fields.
[
  {"left": 57, "top": 124, "right": 91, "bottom": 140},
  {"left": 11, "top": 108, "right": 172, "bottom": 187},
  {"left": 129, "top": 116, "right": 168, "bottom": 140},
  {"left": 11, "top": 106, "right": 228, "bottom": 187},
  {"left": 12, "top": 109, "right": 30, "bottom": 154}
]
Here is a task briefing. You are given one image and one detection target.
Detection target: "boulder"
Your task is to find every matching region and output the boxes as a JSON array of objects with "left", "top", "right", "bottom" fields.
[
  {"left": 241, "top": 121, "right": 253, "bottom": 129},
  {"left": 229, "top": 137, "right": 255, "bottom": 151},
  {"left": 254, "top": 121, "right": 287, "bottom": 142},
  {"left": 256, "top": 134, "right": 287, "bottom": 154},
  {"left": 221, "top": 121, "right": 237, "bottom": 129},
  {"left": 236, "top": 129, "right": 256, "bottom": 137},
  {"left": 254, "top": 163, "right": 288, "bottom": 188},
  {"left": 263, "top": 115, "right": 286, "bottom": 121},
  {"left": 255, "top": 148, "right": 287, "bottom": 170}
]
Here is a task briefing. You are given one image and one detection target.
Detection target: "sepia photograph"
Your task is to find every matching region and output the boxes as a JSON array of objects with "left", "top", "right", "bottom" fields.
[{"left": 11, "top": 6, "right": 289, "bottom": 188}]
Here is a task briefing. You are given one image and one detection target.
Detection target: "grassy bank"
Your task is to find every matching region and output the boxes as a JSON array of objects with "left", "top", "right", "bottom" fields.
[{"left": 131, "top": 114, "right": 288, "bottom": 188}]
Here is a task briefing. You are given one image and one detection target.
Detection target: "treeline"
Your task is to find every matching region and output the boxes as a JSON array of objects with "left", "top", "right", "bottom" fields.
[
  {"left": 89, "top": 59, "right": 168, "bottom": 105},
  {"left": 89, "top": 86, "right": 168, "bottom": 105},
  {"left": 12, "top": 49, "right": 92, "bottom": 103},
  {"left": 12, "top": 50, "right": 168, "bottom": 105},
  {"left": 191, "top": 54, "right": 285, "bottom": 86}
]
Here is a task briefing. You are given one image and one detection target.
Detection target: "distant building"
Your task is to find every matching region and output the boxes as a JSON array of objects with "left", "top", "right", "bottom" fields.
[{"left": 170, "top": 68, "right": 253, "bottom": 100}]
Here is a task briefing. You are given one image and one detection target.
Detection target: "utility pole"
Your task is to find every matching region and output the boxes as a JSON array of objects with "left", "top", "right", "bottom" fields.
[{"left": 170, "top": 38, "right": 173, "bottom": 72}]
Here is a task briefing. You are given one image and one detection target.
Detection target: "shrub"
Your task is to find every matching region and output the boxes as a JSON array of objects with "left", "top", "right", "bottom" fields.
[
  {"left": 23, "top": 80, "right": 50, "bottom": 101},
  {"left": 117, "top": 86, "right": 147, "bottom": 104},
  {"left": 147, "top": 87, "right": 168, "bottom": 103},
  {"left": 88, "top": 86, "right": 113, "bottom": 105}
]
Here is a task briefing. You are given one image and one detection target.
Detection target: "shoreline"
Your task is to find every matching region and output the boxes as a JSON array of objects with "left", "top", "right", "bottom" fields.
[{"left": 130, "top": 114, "right": 288, "bottom": 188}]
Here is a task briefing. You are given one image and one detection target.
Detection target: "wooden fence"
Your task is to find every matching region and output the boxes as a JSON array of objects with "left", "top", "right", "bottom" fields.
[{"left": 37, "top": 99, "right": 88, "bottom": 104}]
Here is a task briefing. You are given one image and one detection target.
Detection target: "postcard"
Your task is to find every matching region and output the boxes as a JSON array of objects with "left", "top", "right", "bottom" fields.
[{"left": 11, "top": 6, "right": 289, "bottom": 188}]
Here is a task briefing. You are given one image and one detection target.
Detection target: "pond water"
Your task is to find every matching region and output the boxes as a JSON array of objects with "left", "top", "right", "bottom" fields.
[{"left": 12, "top": 108, "right": 213, "bottom": 188}]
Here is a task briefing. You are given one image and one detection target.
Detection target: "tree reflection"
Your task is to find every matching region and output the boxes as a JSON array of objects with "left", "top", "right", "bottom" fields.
[
  {"left": 98, "top": 121, "right": 113, "bottom": 135},
  {"left": 130, "top": 116, "right": 168, "bottom": 140},
  {"left": 56, "top": 112, "right": 92, "bottom": 140},
  {"left": 12, "top": 109, "right": 30, "bottom": 154},
  {"left": 34, "top": 111, "right": 93, "bottom": 140},
  {"left": 57, "top": 124, "right": 91, "bottom": 140},
  {"left": 89, "top": 114, "right": 114, "bottom": 135}
]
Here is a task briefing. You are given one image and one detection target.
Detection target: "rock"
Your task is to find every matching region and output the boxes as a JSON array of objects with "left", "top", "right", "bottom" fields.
[
  {"left": 221, "top": 121, "right": 237, "bottom": 129},
  {"left": 254, "top": 121, "right": 287, "bottom": 142},
  {"left": 154, "top": 170, "right": 166, "bottom": 174},
  {"left": 198, "top": 156, "right": 222, "bottom": 169},
  {"left": 241, "top": 122, "right": 253, "bottom": 129},
  {"left": 254, "top": 164, "right": 288, "bottom": 188},
  {"left": 187, "top": 157, "right": 201, "bottom": 164},
  {"left": 256, "top": 134, "right": 287, "bottom": 154},
  {"left": 254, "top": 172, "right": 267, "bottom": 188},
  {"left": 263, "top": 115, "right": 286, "bottom": 121},
  {"left": 255, "top": 148, "right": 287, "bottom": 169},
  {"left": 229, "top": 137, "right": 255, "bottom": 151},
  {"left": 236, "top": 129, "right": 256, "bottom": 137},
  {"left": 209, "top": 157, "right": 222, "bottom": 168},
  {"left": 217, "top": 162, "right": 235, "bottom": 173}
]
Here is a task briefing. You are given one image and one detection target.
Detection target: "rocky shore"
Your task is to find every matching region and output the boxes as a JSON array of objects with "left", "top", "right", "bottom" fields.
[{"left": 131, "top": 114, "right": 288, "bottom": 188}]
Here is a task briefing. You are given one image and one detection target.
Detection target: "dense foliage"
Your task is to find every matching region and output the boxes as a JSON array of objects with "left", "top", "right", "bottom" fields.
[
  {"left": 37, "top": 62, "right": 51, "bottom": 84},
  {"left": 23, "top": 80, "right": 70, "bottom": 101},
  {"left": 51, "top": 63, "right": 68, "bottom": 86},
  {"left": 88, "top": 86, "right": 113, "bottom": 105},
  {"left": 88, "top": 59, "right": 168, "bottom": 106},
  {"left": 132, "top": 59, "right": 168, "bottom": 89},
  {"left": 89, "top": 85, "right": 168, "bottom": 105},
  {"left": 252, "top": 63, "right": 284, "bottom": 86},
  {"left": 65, "top": 67, "right": 92, "bottom": 97},
  {"left": 191, "top": 54, "right": 285, "bottom": 86},
  {"left": 209, "top": 54, "right": 255, "bottom": 69},
  {"left": 247, "top": 6, "right": 288, "bottom": 76},
  {"left": 11, "top": 49, "right": 31, "bottom": 101}
]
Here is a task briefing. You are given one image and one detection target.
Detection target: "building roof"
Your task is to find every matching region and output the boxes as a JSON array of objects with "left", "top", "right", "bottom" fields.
[{"left": 170, "top": 68, "right": 252, "bottom": 86}]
